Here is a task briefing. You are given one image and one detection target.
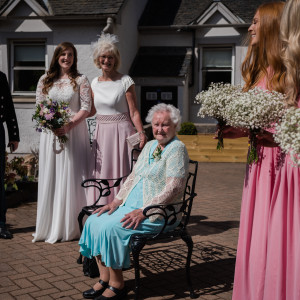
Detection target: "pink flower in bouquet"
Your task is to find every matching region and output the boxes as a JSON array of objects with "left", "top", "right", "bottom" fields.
[{"left": 45, "top": 113, "right": 54, "bottom": 120}]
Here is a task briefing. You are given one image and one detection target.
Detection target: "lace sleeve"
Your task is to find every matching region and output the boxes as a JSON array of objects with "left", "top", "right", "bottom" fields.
[
  {"left": 35, "top": 74, "right": 47, "bottom": 105},
  {"left": 115, "top": 168, "right": 136, "bottom": 201},
  {"left": 78, "top": 75, "right": 92, "bottom": 112},
  {"left": 142, "top": 142, "right": 189, "bottom": 209},
  {"left": 141, "top": 176, "right": 186, "bottom": 210}
]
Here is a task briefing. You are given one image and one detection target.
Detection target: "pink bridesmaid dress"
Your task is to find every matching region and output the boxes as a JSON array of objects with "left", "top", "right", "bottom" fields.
[
  {"left": 261, "top": 99, "right": 300, "bottom": 300},
  {"left": 232, "top": 77, "right": 297, "bottom": 300}
]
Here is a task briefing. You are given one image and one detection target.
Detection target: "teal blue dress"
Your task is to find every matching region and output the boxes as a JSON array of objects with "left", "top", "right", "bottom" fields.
[{"left": 79, "top": 141, "right": 180, "bottom": 269}]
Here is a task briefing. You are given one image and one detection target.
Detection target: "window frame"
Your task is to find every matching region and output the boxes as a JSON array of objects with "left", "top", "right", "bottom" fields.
[
  {"left": 199, "top": 45, "right": 235, "bottom": 91},
  {"left": 10, "top": 40, "right": 47, "bottom": 96}
]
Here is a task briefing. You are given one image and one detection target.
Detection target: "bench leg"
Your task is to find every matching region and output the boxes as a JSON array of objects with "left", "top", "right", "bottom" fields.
[
  {"left": 77, "top": 210, "right": 86, "bottom": 264},
  {"left": 181, "top": 233, "right": 197, "bottom": 298},
  {"left": 131, "top": 239, "right": 146, "bottom": 300}
]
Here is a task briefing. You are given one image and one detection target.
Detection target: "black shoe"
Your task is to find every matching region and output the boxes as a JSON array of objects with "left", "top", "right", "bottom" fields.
[
  {"left": 0, "top": 227, "right": 13, "bottom": 239},
  {"left": 95, "top": 285, "right": 127, "bottom": 300},
  {"left": 83, "top": 280, "right": 108, "bottom": 299}
]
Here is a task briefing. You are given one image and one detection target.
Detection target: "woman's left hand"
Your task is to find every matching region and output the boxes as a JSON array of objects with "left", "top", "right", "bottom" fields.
[
  {"left": 53, "top": 123, "right": 72, "bottom": 136},
  {"left": 256, "top": 130, "right": 278, "bottom": 147},
  {"left": 120, "top": 209, "right": 146, "bottom": 229}
]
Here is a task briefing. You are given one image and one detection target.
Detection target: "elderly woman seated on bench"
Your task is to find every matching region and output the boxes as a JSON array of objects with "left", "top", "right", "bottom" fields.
[{"left": 79, "top": 103, "right": 189, "bottom": 300}]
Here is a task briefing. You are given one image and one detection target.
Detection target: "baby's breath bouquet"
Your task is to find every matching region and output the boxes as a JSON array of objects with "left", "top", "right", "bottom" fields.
[
  {"left": 274, "top": 107, "right": 300, "bottom": 166},
  {"left": 195, "top": 83, "right": 243, "bottom": 150},
  {"left": 224, "top": 87, "right": 285, "bottom": 164}
]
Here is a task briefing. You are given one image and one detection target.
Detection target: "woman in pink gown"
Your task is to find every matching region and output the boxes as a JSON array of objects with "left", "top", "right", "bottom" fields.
[
  {"left": 261, "top": 1, "right": 300, "bottom": 299},
  {"left": 227, "top": 2, "right": 288, "bottom": 300}
]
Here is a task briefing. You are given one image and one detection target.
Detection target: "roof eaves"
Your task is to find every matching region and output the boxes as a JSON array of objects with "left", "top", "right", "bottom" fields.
[
  {"left": 138, "top": 23, "right": 250, "bottom": 31},
  {"left": 0, "top": 14, "right": 115, "bottom": 20}
]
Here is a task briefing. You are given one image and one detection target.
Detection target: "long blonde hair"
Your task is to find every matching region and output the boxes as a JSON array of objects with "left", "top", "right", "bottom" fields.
[
  {"left": 280, "top": 0, "right": 300, "bottom": 107},
  {"left": 242, "top": 2, "right": 285, "bottom": 93}
]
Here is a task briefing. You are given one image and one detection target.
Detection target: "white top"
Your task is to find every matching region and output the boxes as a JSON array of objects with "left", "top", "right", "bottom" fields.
[{"left": 91, "top": 74, "right": 134, "bottom": 115}]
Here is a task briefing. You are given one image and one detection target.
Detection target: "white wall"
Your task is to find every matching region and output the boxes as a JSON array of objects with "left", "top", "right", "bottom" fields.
[
  {"left": 115, "top": 0, "right": 148, "bottom": 74},
  {"left": 4, "top": 104, "right": 39, "bottom": 154}
]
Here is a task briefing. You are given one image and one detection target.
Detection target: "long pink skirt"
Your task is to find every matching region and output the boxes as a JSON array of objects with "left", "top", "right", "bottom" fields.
[
  {"left": 87, "top": 113, "right": 136, "bottom": 205},
  {"left": 232, "top": 145, "right": 284, "bottom": 300},
  {"left": 263, "top": 153, "right": 300, "bottom": 300}
]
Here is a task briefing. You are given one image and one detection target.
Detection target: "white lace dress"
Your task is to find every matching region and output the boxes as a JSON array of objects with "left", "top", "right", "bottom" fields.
[{"left": 33, "top": 74, "right": 92, "bottom": 243}]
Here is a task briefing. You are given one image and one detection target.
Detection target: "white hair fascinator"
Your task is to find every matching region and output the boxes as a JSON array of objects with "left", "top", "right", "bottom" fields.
[{"left": 91, "top": 32, "right": 119, "bottom": 51}]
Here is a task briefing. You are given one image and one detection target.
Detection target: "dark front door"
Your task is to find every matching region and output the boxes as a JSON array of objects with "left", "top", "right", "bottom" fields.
[{"left": 141, "top": 86, "right": 178, "bottom": 123}]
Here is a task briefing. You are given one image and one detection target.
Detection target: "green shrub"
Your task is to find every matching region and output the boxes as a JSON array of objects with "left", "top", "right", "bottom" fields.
[{"left": 178, "top": 122, "right": 198, "bottom": 135}]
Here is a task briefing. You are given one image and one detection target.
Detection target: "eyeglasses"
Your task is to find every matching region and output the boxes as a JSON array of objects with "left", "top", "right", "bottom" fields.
[{"left": 100, "top": 55, "right": 114, "bottom": 60}]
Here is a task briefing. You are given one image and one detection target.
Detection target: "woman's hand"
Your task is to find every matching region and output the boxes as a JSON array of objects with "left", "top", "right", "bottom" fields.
[
  {"left": 139, "top": 132, "right": 147, "bottom": 149},
  {"left": 218, "top": 125, "right": 248, "bottom": 139},
  {"left": 256, "top": 130, "right": 278, "bottom": 147},
  {"left": 92, "top": 199, "right": 122, "bottom": 216},
  {"left": 54, "top": 110, "right": 90, "bottom": 136},
  {"left": 120, "top": 209, "right": 146, "bottom": 229},
  {"left": 126, "top": 85, "right": 146, "bottom": 149},
  {"left": 53, "top": 122, "right": 72, "bottom": 136}
]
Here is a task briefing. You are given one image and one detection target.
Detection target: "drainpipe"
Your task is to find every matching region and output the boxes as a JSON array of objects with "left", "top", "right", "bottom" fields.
[
  {"left": 189, "top": 29, "right": 195, "bottom": 87},
  {"left": 102, "top": 17, "right": 114, "bottom": 33}
]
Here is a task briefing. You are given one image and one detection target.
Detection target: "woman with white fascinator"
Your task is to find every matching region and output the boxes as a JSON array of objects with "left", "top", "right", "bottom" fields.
[{"left": 87, "top": 33, "right": 147, "bottom": 205}]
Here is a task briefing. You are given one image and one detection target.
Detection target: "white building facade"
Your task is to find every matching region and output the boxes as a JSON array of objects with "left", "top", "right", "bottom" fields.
[{"left": 0, "top": 0, "right": 275, "bottom": 153}]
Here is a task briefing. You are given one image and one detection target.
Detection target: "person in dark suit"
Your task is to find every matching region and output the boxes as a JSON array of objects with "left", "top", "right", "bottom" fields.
[{"left": 0, "top": 71, "right": 20, "bottom": 239}]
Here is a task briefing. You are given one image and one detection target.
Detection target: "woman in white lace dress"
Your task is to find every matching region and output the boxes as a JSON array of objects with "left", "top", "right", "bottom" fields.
[
  {"left": 33, "top": 42, "right": 92, "bottom": 243},
  {"left": 87, "top": 33, "right": 147, "bottom": 205},
  {"left": 80, "top": 104, "right": 189, "bottom": 300}
]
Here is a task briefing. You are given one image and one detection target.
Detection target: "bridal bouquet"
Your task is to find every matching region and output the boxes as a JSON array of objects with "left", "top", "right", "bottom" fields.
[
  {"left": 195, "top": 83, "right": 243, "bottom": 150},
  {"left": 224, "top": 87, "right": 285, "bottom": 164},
  {"left": 32, "top": 98, "right": 71, "bottom": 145},
  {"left": 274, "top": 106, "right": 300, "bottom": 166}
]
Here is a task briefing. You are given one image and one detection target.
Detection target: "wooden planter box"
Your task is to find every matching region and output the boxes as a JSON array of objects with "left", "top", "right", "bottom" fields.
[{"left": 177, "top": 134, "right": 248, "bottom": 163}]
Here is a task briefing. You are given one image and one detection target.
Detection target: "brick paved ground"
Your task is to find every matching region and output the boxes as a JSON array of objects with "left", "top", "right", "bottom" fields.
[{"left": 0, "top": 162, "right": 246, "bottom": 300}]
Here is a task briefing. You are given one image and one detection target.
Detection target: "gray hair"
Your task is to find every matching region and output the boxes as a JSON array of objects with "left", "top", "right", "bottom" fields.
[
  {"left": 91, "top": 34, "right": 121, "bottom": 70},
  {"left": 145, "top": 103, "right": 181, "bottom": 131}
]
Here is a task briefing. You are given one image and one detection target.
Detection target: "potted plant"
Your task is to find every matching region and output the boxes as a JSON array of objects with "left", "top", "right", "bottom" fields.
[
  {"left": 177, "top": 122, "right": 198, "bottom": 135},
  {"left": 4, "top": 150, "right": 38, "bottom": 207}
]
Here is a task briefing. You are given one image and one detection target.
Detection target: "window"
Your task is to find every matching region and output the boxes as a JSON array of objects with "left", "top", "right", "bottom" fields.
[
  {"left": 201, "top": 47, "right": 233, "bottom": 90},
  {"left": 11, "top": 41, "right": 46, "bottom": 94}
]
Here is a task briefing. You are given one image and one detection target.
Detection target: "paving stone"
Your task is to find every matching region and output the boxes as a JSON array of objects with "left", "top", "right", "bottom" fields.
[
  {"left": 29, "top": 287, "right": 60, "bottom": 298},
  {"left": 15, "top": 294, "right": 36, "bottom": 300},
  {"left": 35, "top": 296, "right": 53, "bottom": 300},
  {"left": 33, "top": 279, "right": 53, "bottom": 290},
  {"left": 10, "top": 286, "right": 40, "bottom": 296},
  {"left": 8, "top": 272, "right": 36, "bottom": 280},
  {"left": 14, "top": 278, "right": 34, "bottom": 289},
  {"left": 51, "top": 280, "right": 73, "bottom": 291},
  {"left": 46, "top": 274, "right": 73, "bottom": 283},
  {"left": 0, "top": 293, "right": 15, "bottom": 300}
]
